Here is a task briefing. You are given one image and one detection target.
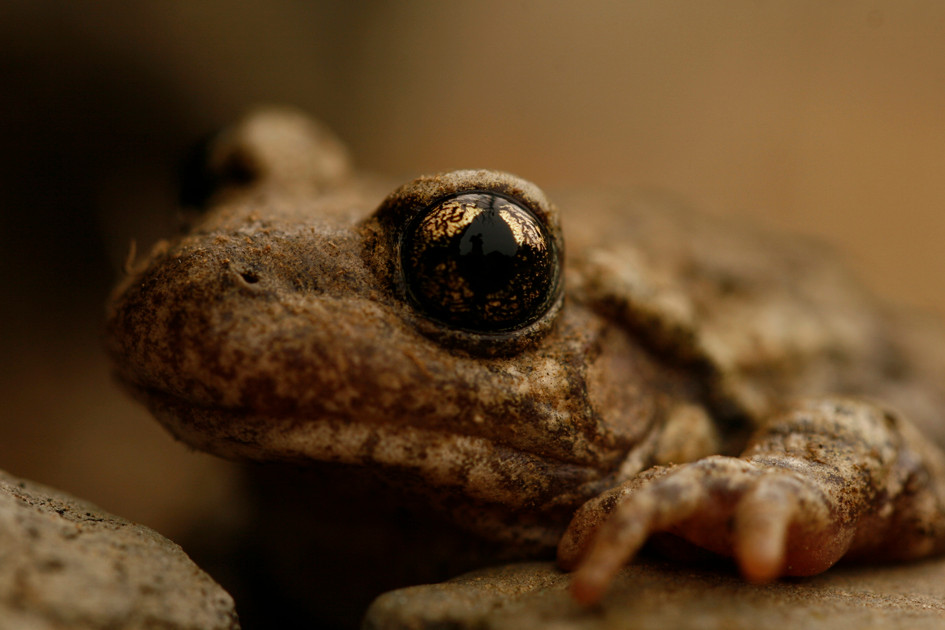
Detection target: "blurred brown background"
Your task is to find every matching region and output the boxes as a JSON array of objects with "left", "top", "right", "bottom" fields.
[{"left": 2, "top": 1, "right": 945, "bottom": 548}]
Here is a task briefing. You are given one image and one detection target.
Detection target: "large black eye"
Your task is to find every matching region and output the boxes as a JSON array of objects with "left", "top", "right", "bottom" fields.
[{"left": 401, "top": 192, "right": 560, "bottom": 332}]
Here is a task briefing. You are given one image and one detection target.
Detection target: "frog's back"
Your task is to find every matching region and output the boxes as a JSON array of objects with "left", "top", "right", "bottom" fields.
[{"left": 561, "top": 190, "right": 945, "bottom": 445}]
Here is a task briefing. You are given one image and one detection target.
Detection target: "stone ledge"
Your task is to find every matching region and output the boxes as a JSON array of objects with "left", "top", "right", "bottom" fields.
[
  {"left": 0, "top": 468, "right": 239, "bottom": 630},
  {"left": 365, "top": 557, "right": 945, "bottom": 630}
]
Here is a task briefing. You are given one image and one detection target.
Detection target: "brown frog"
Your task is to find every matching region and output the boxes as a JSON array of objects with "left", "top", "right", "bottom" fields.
[{"left": 106, "top": 108, "right": 945, "bottom": 605}]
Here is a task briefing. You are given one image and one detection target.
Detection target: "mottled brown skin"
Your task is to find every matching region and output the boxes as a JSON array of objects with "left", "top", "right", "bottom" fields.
[{"left": 107, "top": 108, "right": 945, "bottom": 603}]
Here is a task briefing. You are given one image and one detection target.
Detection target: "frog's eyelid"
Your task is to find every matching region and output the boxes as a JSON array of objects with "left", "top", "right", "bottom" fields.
[{"left": 370, "top": 169, "right": 562, "bottom": 238}]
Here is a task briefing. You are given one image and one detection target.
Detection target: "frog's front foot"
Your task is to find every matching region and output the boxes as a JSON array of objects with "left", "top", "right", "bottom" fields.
[{"left": 559, "top": 456, "right": 854, "bottom": 605}]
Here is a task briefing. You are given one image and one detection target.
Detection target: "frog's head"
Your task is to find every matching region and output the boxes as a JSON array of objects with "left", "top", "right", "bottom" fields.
[{"left": 106, "top": 109, "right": 669, "bottom": 522}]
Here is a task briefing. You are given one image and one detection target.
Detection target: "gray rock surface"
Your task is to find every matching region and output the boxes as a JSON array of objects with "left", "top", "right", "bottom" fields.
[
  {"left": 365, "top": 557, "right": 945, "bottom": 630},
  {"left": 0, "top": 468, "right": 239, "bottom": 630}
]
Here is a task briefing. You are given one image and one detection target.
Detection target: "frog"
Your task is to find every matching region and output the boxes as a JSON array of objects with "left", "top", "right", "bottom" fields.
[{"left": 106, "top": 107, "right": 945, "bottom": 606}]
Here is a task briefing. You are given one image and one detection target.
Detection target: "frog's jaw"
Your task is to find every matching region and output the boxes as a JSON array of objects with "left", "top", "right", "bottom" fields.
[{"left": 136, "top": 389, "right": 612, "bottom": 516}]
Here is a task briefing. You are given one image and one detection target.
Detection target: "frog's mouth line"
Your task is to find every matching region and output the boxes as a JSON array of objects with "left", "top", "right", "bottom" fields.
[{"left": 136, "top": 385, "right": 612, "bottom": 513}]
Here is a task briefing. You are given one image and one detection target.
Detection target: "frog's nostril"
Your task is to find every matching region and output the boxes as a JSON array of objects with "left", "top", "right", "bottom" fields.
[{"left": 239, "top": 271, "right": 260, "bottom": 284}]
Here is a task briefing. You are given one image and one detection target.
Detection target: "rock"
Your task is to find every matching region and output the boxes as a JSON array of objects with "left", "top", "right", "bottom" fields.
[
  {"left": 0, "top": 468, "right": 239, "bottom": 630},
  {"left": 364, "top": 557, "right": 945, "bottom": 630}
]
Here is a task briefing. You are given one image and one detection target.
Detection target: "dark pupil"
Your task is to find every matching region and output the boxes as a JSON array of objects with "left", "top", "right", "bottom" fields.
[
  {"left": 402, "top": 193, "right": 557, "bottom": 332},
  {"left": 457, "top": 209, "right": 520, "bottom": 295}
]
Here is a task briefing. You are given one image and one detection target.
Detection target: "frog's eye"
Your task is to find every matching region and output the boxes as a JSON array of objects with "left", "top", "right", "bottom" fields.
[
  {"left": 177, "top": 130, "right": 257, "bottom": 208},
  {"left": 401, "top": 192, "right": 560, "bottom": 333}
]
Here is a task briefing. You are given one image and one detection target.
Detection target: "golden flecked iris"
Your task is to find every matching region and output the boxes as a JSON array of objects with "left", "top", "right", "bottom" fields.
[{"left": 401, "top": 192, "right": 558, "bottom": 332}]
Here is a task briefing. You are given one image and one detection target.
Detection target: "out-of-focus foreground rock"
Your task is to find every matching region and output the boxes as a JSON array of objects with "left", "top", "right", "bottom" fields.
[
  {"left": 365, "top": 558, "right": 945, "bottom": 630},
  {"left": 0, "top": 468, "right": 239, "bottom": 630}
]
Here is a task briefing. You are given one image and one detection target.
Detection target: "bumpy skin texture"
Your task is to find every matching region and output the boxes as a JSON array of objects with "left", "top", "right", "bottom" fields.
[{"left": 106, "top": 108, "right": 945, "bottom": 601}]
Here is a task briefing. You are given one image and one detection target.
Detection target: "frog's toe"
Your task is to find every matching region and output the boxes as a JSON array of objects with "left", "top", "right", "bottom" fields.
[
  {"left": 733, "top": 474, "right": 802, "bottom": 582},
  {"left": 564, "top": 489, "right": 661, "bottom": 605},
  {"left": 734, "top": 472, "right": 854, "bottom": 581},
  {"left": 562, "top": 462, "right": 720, "bottom": 605}
]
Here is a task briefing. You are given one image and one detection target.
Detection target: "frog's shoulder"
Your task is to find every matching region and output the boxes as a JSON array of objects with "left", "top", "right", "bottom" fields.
[{"left": 561, "top": 191, "right": 897, "bottom": 421}]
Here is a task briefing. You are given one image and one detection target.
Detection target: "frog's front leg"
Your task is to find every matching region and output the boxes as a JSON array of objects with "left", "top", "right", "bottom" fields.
[{"left": 558, "top": 398, "right": 945, "bottom": 604}]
